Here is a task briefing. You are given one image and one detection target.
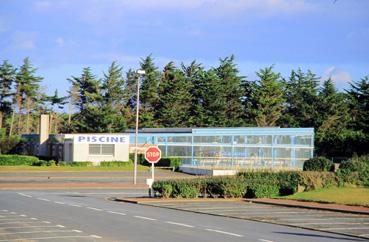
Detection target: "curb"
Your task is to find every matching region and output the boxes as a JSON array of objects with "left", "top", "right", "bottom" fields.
[{"left": 113, "top": 197, "right": 369, "bottom": 240}]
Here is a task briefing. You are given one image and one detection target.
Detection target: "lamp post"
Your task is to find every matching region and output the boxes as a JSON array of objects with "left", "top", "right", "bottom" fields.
[{"left": 133, "top": 69, "right": 145, "bottom": 184}]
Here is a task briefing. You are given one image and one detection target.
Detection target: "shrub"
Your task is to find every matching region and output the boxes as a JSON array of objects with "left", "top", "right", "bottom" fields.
[
  {"left": 100, "top": 161, "right": 133, "bottom": 167},
  {"left": 246, "top": 184, "right": 280, "bottom": 198},
  {"left": 0, "top": 154, "right": 39, "bottom": 166},
  {"left": 337, "top": 155, "right": 369, "bottom": 186},
  {"left": 303, "top": 157, "right": 334, "bottom": 172},
  {"left": 31, "top": 160, "right": 55, "bottom": 166},
  {"left": 299, "top": 171, "right": 337, "bottom": 191},
  {"left": 0, "top": 134, "right": 22, "bottom": 154},
  {"left": 58, "top": 161, "right": 94, "bottom": 167}
]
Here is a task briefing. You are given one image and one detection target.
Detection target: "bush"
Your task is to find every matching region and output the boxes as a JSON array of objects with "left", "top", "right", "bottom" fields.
[
  {"left": 246, "top": 184, "right": 280, "bottom": 198},
  {"left": 58, "top": 161, "right": 94, "bottom": 167},
  {"left": 31, "top": 160, "right": 55, "bottom": 166},
  {"left": 337, "top": 155, "right": 369, "bottom": 186},
  {"left": 100, "top": 161, "right": 133, "bottom": 167},
  {"left": 299, "top": 171, "right": 337, "bottom": 191},
  {"left": 0, "top": 154, "right": 39, "bottom": 166},
  {"left": 0, "top": 134, "right": 22, "bottom": 154},
  {"left": 303, "top": 157, "right": 334, "bottom": 172}
]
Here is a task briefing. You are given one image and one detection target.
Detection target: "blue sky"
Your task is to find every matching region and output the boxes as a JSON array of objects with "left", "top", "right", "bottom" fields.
[{"left": 1, "top": 0, "right": 369, "bottom": 96}]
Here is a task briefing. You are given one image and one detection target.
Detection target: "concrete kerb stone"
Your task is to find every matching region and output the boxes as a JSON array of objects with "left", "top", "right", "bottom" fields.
[{"left": 112, "top": 197, "right": 369, "bottom": 240}]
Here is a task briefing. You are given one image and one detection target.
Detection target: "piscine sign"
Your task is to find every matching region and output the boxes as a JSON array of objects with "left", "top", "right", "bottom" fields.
[{"left": 75, "top": 135, "right": 129, "bottom": 144}]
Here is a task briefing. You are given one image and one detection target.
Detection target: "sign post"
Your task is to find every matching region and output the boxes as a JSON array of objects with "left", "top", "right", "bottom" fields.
[{"left": 144, "top": 146, "right": 161, "bottom": 197}]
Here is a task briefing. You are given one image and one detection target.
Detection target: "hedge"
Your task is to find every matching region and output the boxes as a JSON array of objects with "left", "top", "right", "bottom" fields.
[
  {"left": 337, "top": 155, "right": 369, "bottom": 186},
  {"left": 100, "top": 161, "right": 133, "bottom": 167},
  {"left": 0, "top": 155, "right": 40, "bottom": 166},
  {"left": 152, "top": 170, "right": 339, "bottom": 199}
]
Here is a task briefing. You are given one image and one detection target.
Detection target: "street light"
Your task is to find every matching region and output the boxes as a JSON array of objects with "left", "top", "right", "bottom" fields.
[{"left": 133, "top": 69, "right": 145, "bottom": 184}]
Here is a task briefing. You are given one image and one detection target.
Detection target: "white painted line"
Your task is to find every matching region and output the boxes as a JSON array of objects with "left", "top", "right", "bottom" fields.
[
  {"left": 87, "top": 207, "right": 103, "bottom": 211},
  {"left": 68, "top": 204, "right": 82, "bottom": 207},
  {"left": 133, "top": 215, "right": 157, "bottom": 221},
  {"left": 0, "top": 225, "right": 59, "bottom": 229},
  {"left": 43, "top": 221, "right": 51, "bottom": 224},
  {"left": 10, "top": 212, "right": 16, "bottom": 214},
  {"left": 37, "top": 198, "right": 50, "bottom": 202},
  {"left": 20, "top": 214, "right": 27, "bottom": 217},
  {"left": 73, "top": 230, "right": 82, "bottom": 233},
  {"left": 165, "top": 221, "right": 194, "bottom": 228},
  {"left": 1, "top": 210, "right": 8, "bottom": 212},
  {"left": 54, "top": 201, "right": 65, "bottom": 205},
  {"left": 325, "top": 227, "right": 369, "bottom": 230},
  {"left": 31, "top": 218, "right": 38, "bottom": 220},
  {"left": 0, "top": 235, "right": 99, "bottom": 241},
  {"left": 91, "top": 235, "right": 102, "bottom": 238},
  {"left": 259, "top": 239, "right": 274, "bottom": 242},
  {"left": 0, "top": 221, "right": 40, "bottom": 225},
  {"left": 56, "top": 225, "right": 65, "bottom": 228},
  {"left": 107, "top": 211, "right": 126, "bottom": 215},
  {"left": 18, "top": 193, "right": 32, "bottom": 198},
  {"left": 205, "top": 228, "right": 243, "bottom": 237}
]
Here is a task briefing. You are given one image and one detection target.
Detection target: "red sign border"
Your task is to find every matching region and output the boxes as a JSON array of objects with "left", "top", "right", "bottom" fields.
[{"left": 145, "top": 146, "right": 161, "bottom": 164}]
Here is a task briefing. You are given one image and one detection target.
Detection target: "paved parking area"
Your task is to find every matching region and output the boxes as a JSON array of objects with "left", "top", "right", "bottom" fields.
[
  {"left": 0, "top": 209, "right": 102, "bottom": 241},
  {"left": 142, "top": 200, "right": 369, "bottom": 239}
]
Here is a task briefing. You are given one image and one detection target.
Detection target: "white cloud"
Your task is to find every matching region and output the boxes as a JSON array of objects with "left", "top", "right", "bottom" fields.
[
  {"left": 321, "top": 66, "right": 352, "bottom": 87},
  {"left": 10, "top": 31, "right": 38, "bottom": 51}
]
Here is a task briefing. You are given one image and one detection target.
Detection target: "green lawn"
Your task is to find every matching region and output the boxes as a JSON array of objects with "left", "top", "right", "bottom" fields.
[
  {"left": 0, "top": 165, "right": 150, "bottom": 172},
  {"left": 284, "top": 187, "right": 369, "bottom": 207}
]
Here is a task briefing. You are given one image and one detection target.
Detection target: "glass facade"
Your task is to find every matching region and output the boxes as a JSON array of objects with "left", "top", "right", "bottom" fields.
[{"left": 129, "top": 128, "right": 314, "bottom": 170}]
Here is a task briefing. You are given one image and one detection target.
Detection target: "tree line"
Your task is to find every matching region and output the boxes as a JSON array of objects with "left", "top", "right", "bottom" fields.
[{"left": 0, "top": 55, "right": 368, "bottom": 158}]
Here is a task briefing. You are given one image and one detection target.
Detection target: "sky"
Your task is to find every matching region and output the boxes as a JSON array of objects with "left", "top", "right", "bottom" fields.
[{"left": 1, "top": 0, "right": 369, "bottom": 96}]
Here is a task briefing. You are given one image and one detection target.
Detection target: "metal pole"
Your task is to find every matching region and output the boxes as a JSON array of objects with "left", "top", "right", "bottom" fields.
[{"left": 133, "top": 74, "right": 140, "bottom": 184}]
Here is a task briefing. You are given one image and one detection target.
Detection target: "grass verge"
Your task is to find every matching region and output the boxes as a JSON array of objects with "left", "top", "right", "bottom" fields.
[{"left": 284, "top": 186, "right": 369, "bottom": 207}]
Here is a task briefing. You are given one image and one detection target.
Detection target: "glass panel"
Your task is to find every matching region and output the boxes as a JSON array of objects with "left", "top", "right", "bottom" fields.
[
  {"left": 222, "top": 136, "right": 232, "bottom": 144},
  {"left": 167, "top": 136, "right": 191, "bottom": 143},
  {"left": 157, "top": 137, "right": 166, "bottom": 143},
  {"left": 274, "top": 135, "right": 291, "bottom": 144},
  {"left": 246, "top": 136, "right": 272, "bottom": 144},
  {"left": 89, "top": 144, "right": 100, "bottom": 155},
  {"left": 295, "top": 148, "right": 312, "bottom": 159},
  {"left": 101, "top": 144, "right": 114, "bottom": 155},
  {"left": 233, "top": 135, "right": 245, "bottom": 144},
  {"left": 233, "top": 147, "right": 246, "bottom": 159},
  {"left": 295, "top": 135, "right": 312, "bottom": 146},
  {"left": 193, "top": 146, "right": 222, "bottom": 157},
  {"left": 167, "top": 145, "right": 192, "bottom": 157},
  {"left": 194, "top": 136, "right": 222, "bottom": 144},
  {"left": 222, "top": 147, "right": 233, "bottom": 157}
]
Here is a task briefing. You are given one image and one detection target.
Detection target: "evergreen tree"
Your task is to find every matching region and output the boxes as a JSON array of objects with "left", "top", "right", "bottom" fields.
[
  {"left": 68, "top": 67, "right": 101, "bottom": 132},
  {"left": 46, "top": 89, "right": 67, "bottom": 133},
  {"left": 347, "top": 76, "right": 369, "bottom": 132},
  {"left": 156, "top": 62, "right": 193, "bottom": 127},
  {"left": 280, "top": 69, "right": 320, "bottom": 127},
  {"left": 139, "top": 55, "right": 161, "bottom": 128},
  {"left": 251, "top": 66, "right": 285, "bottom": 127},
  {"left": 99, "top": 61, "right": 127, "bottom": 132},
  {"left": 0, "top": 60, "right": 16, "bottom": 130}
]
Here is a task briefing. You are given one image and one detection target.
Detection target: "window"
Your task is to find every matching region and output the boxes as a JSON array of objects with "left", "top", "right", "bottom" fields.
[{"left": 89, "top": 144, "right": 114, "bottom": 155}]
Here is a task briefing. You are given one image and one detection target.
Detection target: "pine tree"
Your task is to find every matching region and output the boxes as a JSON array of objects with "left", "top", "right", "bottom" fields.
[
  {"left": 0, "top": 60, "right": 16, "bottom": 130},
  {"left": 347, "top": 76, "right": 369, "bottom": 132},
  {"left": 156, "top": 62, "right": 193, "bottom": 127},
  {"left": 46, "top": 89, "right": 67, "bottom": 133},
  {"left": 251, "top": 66, "right": 285, "bottom": 127}
]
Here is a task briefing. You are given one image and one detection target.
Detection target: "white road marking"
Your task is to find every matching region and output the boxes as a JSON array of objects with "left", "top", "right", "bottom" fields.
[
  {"left": 133, "top": 215, "right": 157, "bottom": 221},
  {"left": 30, "top": 218, "right": 38, "bottom": 220},
  {"left": 1, "top": 210, "right": 8, "bottom": 212},
  {"left": 54, "top": 201, "right": 65, "bottom": 205},
  {"left": 0, "top": 230, "right": 75, "bottom": 235},
  {"left": 205, "top": 228, "right": 243, "bottom": 237},
  {"left": 10, "top": 212, "right": 16, "bottom": 214},
  {"left": 56, "top": 225, "right": 65, "bottom": 228},
  {"left": 43, "top": 221, "right": 51, "bottom": 224},
  {"left": 259, "top": 239, "right": 274, "bottom": 242},
  {"left": 325, "top": 227, "right": 369, "bottom": 230},
  {"left": 68, "top": 204, "right": 82, "bottom": 207},
  {"left": 20, "top": 214, "right": 27, "bottom": 217},
  {"left": 91, "top": 235, "right": 102, "bottom": 238},
  {"left": 0, "top": 235, "right": 99, "bottom": 241},
  {"left": 73, "top": 229, "right": 82, "bottom": 233},
  {"left": 165, "top": 221, "right": 194, "bottom": 228},
  {"left": 37, "top": 198, "right": 50, "bottom": 202},
  {"left": 0, "top": 221, "right": 40, "bottom": 225},
  {"left": 0, "top": 225, "right": 60, "bottom": 229},
  {"left": 87, "top": 207, "right": 103, "bottom": 211},
  {"left": 107, "top": 211, "right": 126, "bottom": 215},
  {"left": 18, "top": 193, "right": 32, "bottom": 198}
]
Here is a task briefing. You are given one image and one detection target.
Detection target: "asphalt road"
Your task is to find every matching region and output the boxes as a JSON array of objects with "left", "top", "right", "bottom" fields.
[{"left": 0, "top": 190, "right": 366, "bottom": 242}]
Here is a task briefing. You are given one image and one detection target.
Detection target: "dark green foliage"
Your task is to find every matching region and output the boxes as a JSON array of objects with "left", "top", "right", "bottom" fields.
[
  {"left": 0, "top": 129, "right": 21, "bottom": 154},
  {"left": 303, "top": 157, "right": 334, "bottom": 172},
  {"left": 58, "top": 161, "right": 94, "bottom": 167},
  {"left": 246, "top": 184, "right": 280, "bottom": 198},
  {"left": 337, "top": 155, "right": 369, "bottom": 186},
  {"left": 31, "top": 159, "right": 54, "bottom": 166},
  {"left": 0, "top": 154, "right": 39, "bottom": 165},
  {"left": 99, "top": 161, "right": 133, "bottom": 167},
  {"left": 298, "top": 171, "right": 337, "bottom": 191}
]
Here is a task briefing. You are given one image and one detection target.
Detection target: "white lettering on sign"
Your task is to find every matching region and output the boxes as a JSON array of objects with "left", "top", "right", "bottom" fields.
[
  {"left": 75, "top": 135, "right": 129, "bottom": 144},
  {"left": 146, "top": 151, "right": 160, "bottom": 158}
]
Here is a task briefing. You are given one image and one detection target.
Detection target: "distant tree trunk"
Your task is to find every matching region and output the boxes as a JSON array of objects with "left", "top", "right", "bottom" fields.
[
  {"left": 9, "top": 110, "right": 15, "bottom": 136},
  {"left": 0, "top": 111, "right": 3, "bottom": 129}
]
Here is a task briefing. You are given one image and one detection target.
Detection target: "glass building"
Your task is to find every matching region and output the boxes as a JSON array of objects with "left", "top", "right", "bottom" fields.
[{"left": 129, "top": 127, "right": 314, "bottom": 170}]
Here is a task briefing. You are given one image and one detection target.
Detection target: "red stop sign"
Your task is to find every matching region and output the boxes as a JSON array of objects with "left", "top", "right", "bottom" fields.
[{"left": 145, "top": 146, "right": 161, "bottom": 164}]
